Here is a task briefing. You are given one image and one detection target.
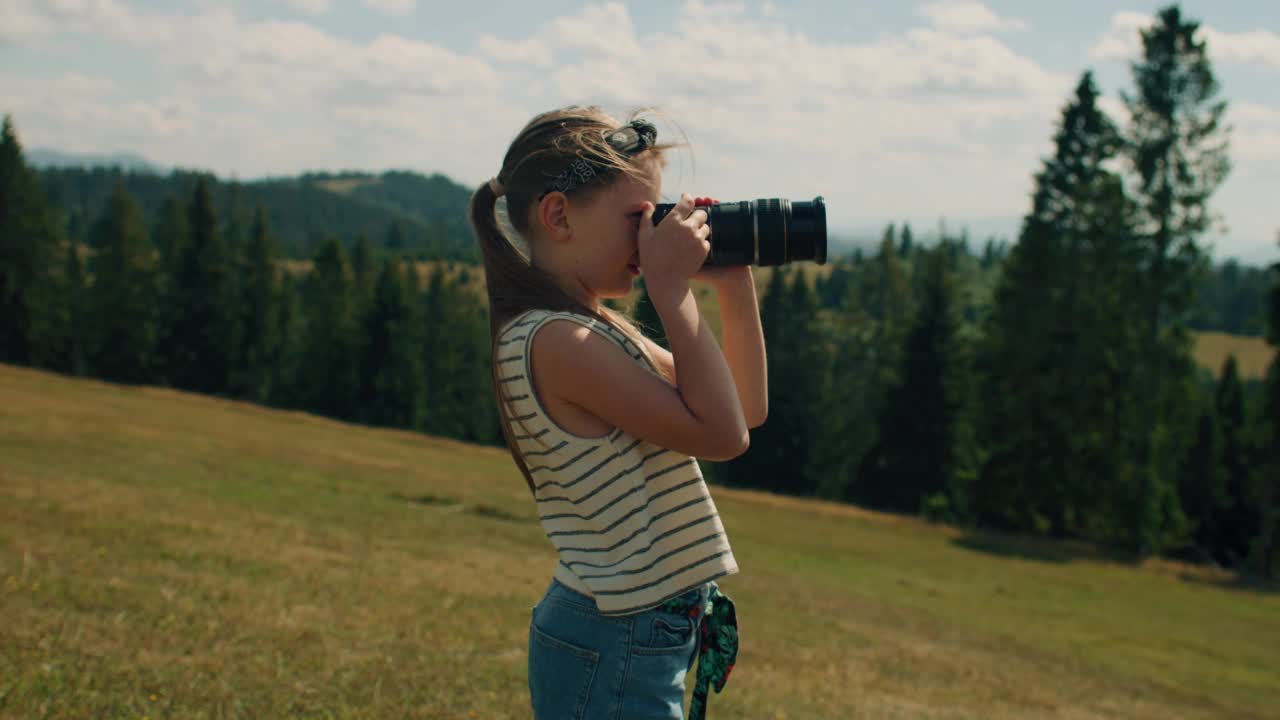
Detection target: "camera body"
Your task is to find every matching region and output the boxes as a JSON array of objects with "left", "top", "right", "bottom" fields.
[{"left": 651, "top": 197, "right": 827, "bottom": 267}]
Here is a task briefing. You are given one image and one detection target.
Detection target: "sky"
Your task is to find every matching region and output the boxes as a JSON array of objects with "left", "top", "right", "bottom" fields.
[{"left": 2, "top": 0, "right": 1278, "bottom": 264}]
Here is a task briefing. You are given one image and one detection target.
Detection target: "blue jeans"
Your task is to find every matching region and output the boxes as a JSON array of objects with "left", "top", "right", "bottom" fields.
[{"left": 528, "top": 577, "right": 712, "bottom": 720}]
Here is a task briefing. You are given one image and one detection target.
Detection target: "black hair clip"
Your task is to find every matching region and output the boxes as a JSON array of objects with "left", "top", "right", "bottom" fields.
[
  {"left": 542, "top": 119, "right": 657, "bottom": 197},
  {"left": 605, "top": 119, "right": 657, "bottom": 155}
]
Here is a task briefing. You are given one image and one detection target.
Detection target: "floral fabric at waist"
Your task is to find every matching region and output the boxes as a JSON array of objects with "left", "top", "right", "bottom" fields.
[{"left": 656, "top": 583, "right": 739, "bottom": 720}]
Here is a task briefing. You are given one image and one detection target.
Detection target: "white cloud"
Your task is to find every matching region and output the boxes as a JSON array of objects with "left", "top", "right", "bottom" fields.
[
  {"left": 477, "top": 34, "right": 554, "bottom": 66},
  {"left": 0, "top": 1, "right": 502, "bottom": 179},
  {"left": 1203, "top": 27, "right": 1280, "bottom": 72},
  {"left": 4, "top": 4, "right": 500, "bottom": 103},
  {"left": 0, "top": 71, "right": 206, "bottom": 154},
  {"left": 546, "top": 3, "right": 642, "bottom": 58},
  {"left": 1228, "top": 102, "right": 1280, "bottom": 166},
  {"left": 0, "top": 0, "right": 158, "bottom": 45},
  {"left": 361, "top": 0, "right": 416, "bottom": 17},
  {"left": 0, "top": 0, "right": 55, "bottom": 45},
  {"left": 916, "top": 1, "right": 1028, "bottom": 35},
  {"left": 1091, "top": 11, "right": 1280, "bottom": 72},
  {"left": 282, "top": 0, "right": 332, "bottom": 16},
  {"left": 1087, "top": 11, "right": 1149, "bottom": 62}
]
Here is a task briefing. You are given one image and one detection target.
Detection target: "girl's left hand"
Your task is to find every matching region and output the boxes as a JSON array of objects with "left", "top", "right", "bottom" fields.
[{"left": 689, "top": 197, "right": 752, "bottom": 288}]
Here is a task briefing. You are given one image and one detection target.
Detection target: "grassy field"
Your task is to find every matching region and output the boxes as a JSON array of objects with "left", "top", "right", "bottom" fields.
[
  {"left": 2, "top": 364, "right": 1277, "bottom": 719},
  {"left": 1192, "top": 331, "right": 1274, "bottom": 381}
]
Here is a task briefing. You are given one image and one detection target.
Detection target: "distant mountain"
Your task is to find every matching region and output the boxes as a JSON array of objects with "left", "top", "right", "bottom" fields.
[
  {"left": 28, "top": 148, "right": 166, "bottom": 174},
  {"left": 35, "top": 165, "right": 479, "bottom": 261}
]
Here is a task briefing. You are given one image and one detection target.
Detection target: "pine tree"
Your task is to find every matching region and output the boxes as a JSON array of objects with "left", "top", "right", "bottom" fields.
[
  {"left": 722, "top": 268, "right": 829, "bottom": 496},
  {"left": 781, "top": 270, "right": 831, "bottom": 496},
  {"left": 1125, "top": 5, "right": 1230, "bottom": 340},
  {"left": 359, "top": 257, "right": 424, "bottom": 428},
  {"left": 152, "top": 193, "right": 189, "bottom": 384},
  {"left": 1124, "top": 5, "right": 1231, "bottom": 553},
  {"left": 272, "top": 271, "right": 306, "bottom": 408},
  {"left": 876, "top": 223, "right": 897, "bottom": 281},
  {"left": 420, "top": 264, "right": 457, "bottom": 435},
  {"left": 722, "top": 267, "right": 791, "bottom": 490},
  {"left": 1212, "top": 356, "right": 1259, "bottom": 565},
  {"left": 898, "top": 223, "right": 914, "bottom": 258},
  {"left": 416, "top": 265, "right": 497, "bottom": 442},
  {"left": 63, "top": 240, "right": 90, "bottom": 377},
  {"left": 817, "top": 261, "right": 855, "bottom": 310},
  {"left": 865, "top": 231, "right": 913, "bottom": 387},
  {"left": 845, "top": 227, "right": 917, "bottom": 505},
  {"left": 861, "top": 242, "right": 975, "bottom": 516},
  {"left": 1248, "top": 243, "right": 1279, "bottom": 576},
  {"left": 385, "top": 219, "right": 406, "bottom": 251},
  {"left": 168, "top": 178, "right": 238, "bottom": 394},
  {"left": 1179, "top": 405, "right": 1224, "bottom": 562},
  {"left": 981, "top": 239, "right": 998, "bottom": 271},
  {"left": 454, "top": 291, "right": 500, "bottom": 444},
  {"left": 88, "top": 181, "right": 159, "bottom": 383},
  {"left": 351, "top": 234, "right": 379, "bottom": 312},
  {"left": 0, "top": 116, "right": 60, "bottom": 366},
  {"left": 975, "top": 72, "right": 1150, "bottom": 540},
  {"left": 813, "top": 275, "right": 878, "bottom": 502},
  {"left": 152, "top": 193, "right": 188, "bottom": 270},
  {"left": 222, "top": 181, "right": 250, "bottom": 260},
  {"left": 299, "top": 237, "right": 360, "bottom": 420},
  {"left": 231, "top": 206, "right": 281, "bottom": 402}
]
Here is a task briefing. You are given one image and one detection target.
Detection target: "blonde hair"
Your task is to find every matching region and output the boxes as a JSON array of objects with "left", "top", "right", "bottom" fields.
[{"left": 470, "top": 105, "right": 679, "bottom": 496}]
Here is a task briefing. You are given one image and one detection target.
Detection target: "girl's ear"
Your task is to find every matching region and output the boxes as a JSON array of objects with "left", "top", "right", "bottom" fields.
[{"left": 537, "top": 192, "right": 572, "bottom": 243}]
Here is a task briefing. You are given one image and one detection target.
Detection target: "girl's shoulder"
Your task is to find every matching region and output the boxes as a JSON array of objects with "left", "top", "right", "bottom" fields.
[{"left": 497, "top": 308, "right": 650, "bottom": 367}]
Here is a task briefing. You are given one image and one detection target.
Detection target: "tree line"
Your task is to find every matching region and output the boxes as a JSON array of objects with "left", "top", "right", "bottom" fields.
[
  {"left": 1, "top": 132, "right": 500, "bottom": 444},
  {"left": 1, "top": 5, "right": 1275, "bottom": 577}
]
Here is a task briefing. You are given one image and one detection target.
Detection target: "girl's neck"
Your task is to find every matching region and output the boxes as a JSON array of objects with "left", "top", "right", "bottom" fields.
[{"left": 532, "top": 253, "right": 599, "bottom": 313}]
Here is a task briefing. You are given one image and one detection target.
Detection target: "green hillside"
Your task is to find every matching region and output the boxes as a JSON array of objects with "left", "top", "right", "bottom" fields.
[
  {"left": 36, "top": 166, "right": 477, "bottom": 260},
  {"left": 1, "top": 364, "right": 1276, "bottom": 719}
]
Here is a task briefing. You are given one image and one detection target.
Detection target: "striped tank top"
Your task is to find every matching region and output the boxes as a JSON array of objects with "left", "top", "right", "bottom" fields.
[{"left": 496, "top": 308, "right": 740, "bottom": 616}]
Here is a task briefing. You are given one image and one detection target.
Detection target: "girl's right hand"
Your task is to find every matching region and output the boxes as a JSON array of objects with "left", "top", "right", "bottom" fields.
[{"left": 638, "top": 192, "right": 711, "bottom": 303}]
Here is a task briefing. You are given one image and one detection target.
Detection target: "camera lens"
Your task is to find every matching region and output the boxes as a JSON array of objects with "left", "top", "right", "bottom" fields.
[{"left": 650, "top": 197, "right": 827, "bottom": 267}]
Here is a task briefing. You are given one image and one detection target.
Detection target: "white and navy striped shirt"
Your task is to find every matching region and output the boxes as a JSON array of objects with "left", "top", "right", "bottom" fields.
[{"left": 497, "top": 308, "right": 740, "bottom": 616}]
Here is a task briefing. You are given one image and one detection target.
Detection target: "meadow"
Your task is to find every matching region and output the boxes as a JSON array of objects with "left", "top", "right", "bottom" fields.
[
  {"left": 1, "top": 363, "right": 1277, "bottom": 719},
  {"left": 1192, "top": 330, "right": 1275, "bottom": 380}
]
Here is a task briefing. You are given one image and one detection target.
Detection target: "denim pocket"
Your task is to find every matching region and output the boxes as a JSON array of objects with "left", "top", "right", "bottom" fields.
[
  {"left": 528, "top": 622, "right": 600, "bottom": 720},
  {"left": 633, "top": 612, "right": 697, "bottom": 655}
]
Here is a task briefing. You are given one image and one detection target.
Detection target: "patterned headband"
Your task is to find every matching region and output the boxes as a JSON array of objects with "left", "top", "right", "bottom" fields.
[{"left": 542, "top": 119, "right": 658, "bottom": 197}]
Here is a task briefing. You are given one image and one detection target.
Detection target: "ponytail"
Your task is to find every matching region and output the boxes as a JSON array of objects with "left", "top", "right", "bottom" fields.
[{"left": 472, "top": 178, "right": 544, "bottom": 497}]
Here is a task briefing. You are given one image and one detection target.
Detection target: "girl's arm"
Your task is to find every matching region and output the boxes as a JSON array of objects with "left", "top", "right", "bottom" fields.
[
  {"left": 639, "top": 270, "right": 768, "bottom": 428},
  {"left": 706, "top": 268, "right": 768, "bottom": 428}
]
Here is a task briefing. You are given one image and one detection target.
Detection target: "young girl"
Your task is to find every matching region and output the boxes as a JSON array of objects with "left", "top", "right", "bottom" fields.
[{"left": 470, "top": 106, "right": 767, "bottom": 720}]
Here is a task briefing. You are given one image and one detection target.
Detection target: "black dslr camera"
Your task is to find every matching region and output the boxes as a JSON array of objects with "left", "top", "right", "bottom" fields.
[{"left": 651, "top": 197, "right": 827, "bottom": 267}]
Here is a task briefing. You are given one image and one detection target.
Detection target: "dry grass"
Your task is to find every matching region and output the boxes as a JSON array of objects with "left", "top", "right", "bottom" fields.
[
  {"left": 314, "top": 178, "right": 382, "bottom": 195},
  {"left": 3, "top": 364, "right": 1276, "bottom": 719},
  {"left": 1192, "top": 331, "right": 1274, "bottom": 380}
]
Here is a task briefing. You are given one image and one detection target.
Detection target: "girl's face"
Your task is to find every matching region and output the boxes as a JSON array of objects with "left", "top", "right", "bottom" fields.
[{"left": 561, "top": 157, "right": 662, "bottom": 302}]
